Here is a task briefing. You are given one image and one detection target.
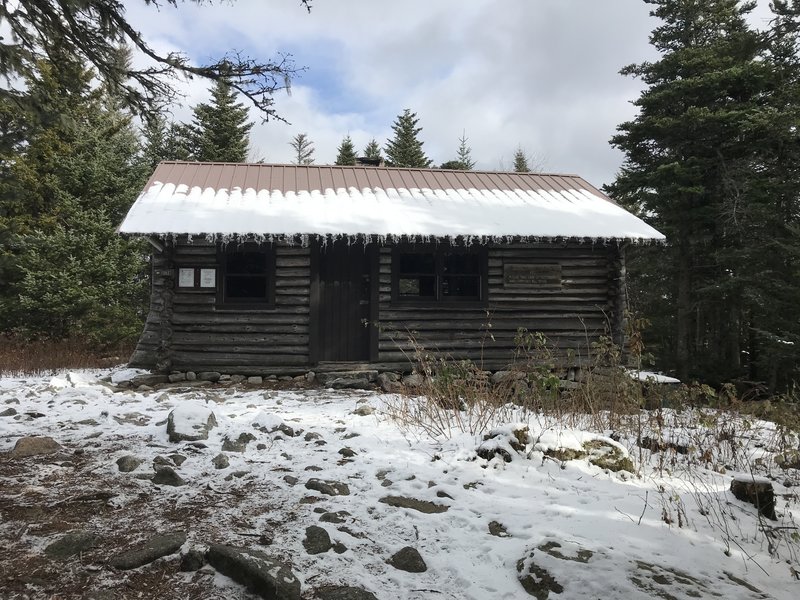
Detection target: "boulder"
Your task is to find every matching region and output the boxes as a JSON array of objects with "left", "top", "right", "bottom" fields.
[
  {"left": 198, "top": 371, "right": 222, "bottom": 382},
  {"left": 206, "top": 544, "right": 301, "bottom": 600},
  {"left": 152, "top": 466, "right": 186, "bottom": 487},
  {"left": 116, "top": 455, "right": 143, "bottom": 473},
  {"left": 248, "top": 376, "right": 263, "bottom": 385},
  {"left": 168, "top": 372, "right": 187, "bottom": 383},
  {"left": 584, "top": 440, "right": 634, "bottom": 473},
  {"left": 44, "top": 530, "right": 98, "bottom": 559},
  {"left": 180, "top": 549, "right": 205, "bottom": 571},
  {"left": 338, "top": 447, "right": 357, "bottom": 458},
  {"left": 316, "top": 370, "right": 377, "bottom": 386},
  {"left": 212, "top": 453, "right": 230, "bottom": 469},
  {"left": 730, "top": 477, "right": 777, "bottom": 520},
  {"left": 387, "top": 546, "right": 427, "bottom": 573},
  {"left": 130, "top": 374, "right": 169, "bottom": 387},
  {"left": 490, "top": 370, "right": 525, "bottom": 385},
  {"left": 0, "top": 407, "right": 17, "bottom": 417},
  {"left": 353, "top": 405, "right": 374, "bottom": 416},
  {"left": 305, "top": 478, "right": 350, "bottom": 496},
  {"left": 303, "top": 525, "right": 333, "bottom": 554},
  {"left": 222, "top": 432, "right": 257, "bottom": 452},
  {"left": 488, "top": 521, "right": 510, "bottom": 537},
  {"left": 11, "top": 436, "right": 61, "bottom": 457},
  {"left": 315, "top": 586, "right": 378, "bottom": 600},
  {"left": 109, "top": 531, "right": 187, "bottom": 570},
  {"left": 166, "top": 402, "right": 217, "bottom": 443},
  {"left": 401, "top": 373, "right": 424, "bottom": 388},
  {"left": 319, "top": 511, "right": 350, "bottom": 524}
]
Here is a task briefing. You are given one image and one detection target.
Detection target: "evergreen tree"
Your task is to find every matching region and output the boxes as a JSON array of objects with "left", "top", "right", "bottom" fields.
[
  {"left": 363, "top": 138, "right": 382, "bottom": 160},
  {"left": 183, "top": 80, "right": 253, "bottom": 162},
  {"left": 334, "top": 135, "right": 357, "bottom": 166},
  {"left": 140, "top": 116, "right": 190, "bottom": 171},
  {"left": 607, "top": 0, "right": 795, "bottom": 388},
  {"left": 441, "top": 131, "right": 476, "bottom": 170},
  {"left": 513, "top": 147, "right": 530, "bottom": 173},
  {"left": 0, "top": 50, "right": 149, "bottom": 342},
  {"left": 384, "top": 109, "right": 432, "bottom": 168},
  {"left": 290, "top": 133, "right": 315, "bottom": 165}
]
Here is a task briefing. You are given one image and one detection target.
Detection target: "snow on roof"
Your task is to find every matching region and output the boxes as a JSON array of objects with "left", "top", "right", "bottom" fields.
[{"left": 118, "top": 161, "right": 665, "bottom": 242}]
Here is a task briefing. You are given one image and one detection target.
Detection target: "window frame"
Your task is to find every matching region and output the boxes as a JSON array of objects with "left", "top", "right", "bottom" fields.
[
  {"left": 175, "top": 266, "right": 218, "bottom": 292},
  {"left": 391, "top": 244, "right": 488, "bottom": 307},
  {"left": 216, "top": 242, "right": 277, "bottom": 310}
]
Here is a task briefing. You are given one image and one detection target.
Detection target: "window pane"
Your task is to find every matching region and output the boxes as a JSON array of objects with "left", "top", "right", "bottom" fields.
[
  {"left": 442, "top": 275, "right": 480, "bottom": 298},
  {"left": 399, "top": 253, "right": 435, "bottom": 274},
  {"left": 226, "top": 275, "right": 267, "bottom": 300},
  {"left": 227, "top": 251, "right": 267, "bottom": 275},
  {"left": 443, "top": 253, "right": 479, "bottom": 274},
  {"left": 399, "top": 276, "right": 436, "bottom": 297}
]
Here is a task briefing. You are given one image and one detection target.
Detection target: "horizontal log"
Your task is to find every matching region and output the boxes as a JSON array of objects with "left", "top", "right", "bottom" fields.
[
  {"left": 170, "top": 343, "right": 307, "bottom": 355},
  {"left": 171, "top": 332, "right": 308, "bottom": 345},
  {"left": 171, "top": 312, "right": 309, "bottom": 325},
  {"left": 173, "top": 323, "right": 308, "bottom": 334},
  {"left": 170, "top": 352, "right": 309, "bottom": 366},
  {"left": 276, "top": 257, "right": 310, "bottom": 268}
]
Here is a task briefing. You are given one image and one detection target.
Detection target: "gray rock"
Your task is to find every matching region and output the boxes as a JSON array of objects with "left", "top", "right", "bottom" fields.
[
  {"left": 558, "top": 379, "right": 580, "bottom": 390},
  {"left": 185, "top": 371, "right": 197, "bottom": 381},
  {"left": 247, "top": 376, "right": 263, "bottom": 385},
  {"left": 517, "top": 552, "right": 563, "bottom": 599},
  {"left": 315, "top": 585, "right": 378, "bottom": 600},
  {"left": 206, "top": 544, "right": 301, "bottom": 600},
  {"left": 303, "top": 525, "right": 333, "bottom": 554},
  {"left": 304, "top": 432, "right": 322, "bottom": 442},
  {"left": 169, "top": 453, "right": 187, "bottom": 466},
  {"left": 378, "top": 496, "right": 449, "bottom": 514},
  {"left": 44, "top": 530, "right": 98, "bottom": 559},
  {"left": 180, "top": 549, "right": 205, "bottom": 571},
  {"left": 130, "top": 374, "right": 169, "bottom": 387},
  {"left": 11, "top": 436, "right": 61, "bottom": 457},
  {"left": 219, "top": 374, "right": 232, "bottom": 382},
  {"left": 212, "top": 453, "right": 230, "bottom": 469},
  {"left": 305, "top": 371, "right": 316, "bottom": 382},
  {"left": 284, "top": 475, "right": 298, "bottom": 486},
  {"left": 319, "top": 511, "right": 350, "bottom": 524},
  {"left": 731, "top": 477, "right": 777, "bottom": 520},
  {"left": 116, "top": 455, "right": 143, "bottom": 473},
  {"left": 109, "top": 531, "right": 187, "bottom": 570},
  {"left": 222, "top": 432, "right": 257, "bottom": 452},
  {"left": 377, "top": 372, "right": 402, "bottom": 393},
  {"left": 338, "top": 447, "right": 357, "bottom": 458},
  {"left": 488, "top": 521, "right": 510, "bottom": 537},
  {"left": 166, "top": 404, "right": 217, "bottom": 443},
  {"left": 231, "top": 374, "right": 246, "bottom": 383},
  {"left": 0, "top": 407, "right": 17, "bottom": 417},
  {"left": 316, "top": 370, "right": 377, "bottom": 386},
  {"left": 387, "top": 546, "right": 427, "bottom": 573},
  {"left": 198, "top": 371, "right": 222, "bottom": 382},
  {"left": 401, "top": 373, "right": 424, "bottom": 388},
  {"left": 490, "top": 370, "right": 525, "bottom": 385},
  {"left": 152, "top": 466, "right": 186, "bottom": 487},
  {"left": 168, "top": 372, "right": 187, "bottom": 383},
  {"left": 329, "top": 377, "right": 374, "bottom": 390},
  {"left": 353, "top": 405, "right": 374, "bottom": 416},
  {"left": 305, "top": 478, "right": 350, "bottom": 496},
  {"left": 153, "top": 455, "right": 172, "bottom": 468}
]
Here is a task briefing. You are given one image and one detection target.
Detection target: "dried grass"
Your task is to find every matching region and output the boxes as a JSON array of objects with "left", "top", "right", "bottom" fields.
[{"left": 0, "top": 335, "right": 133, "bottom": 377}]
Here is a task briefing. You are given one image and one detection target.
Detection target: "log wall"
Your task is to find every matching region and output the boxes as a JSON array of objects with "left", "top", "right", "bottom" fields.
[
  {"left": 130, "top": 239, "right": 623, "bottom": 373},
  {"left": 376, "top": 243, "right": 618, "bottom": 370}
]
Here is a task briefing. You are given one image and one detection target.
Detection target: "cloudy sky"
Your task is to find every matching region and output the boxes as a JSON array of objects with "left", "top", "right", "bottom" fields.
[{"left": 126, "top": 0, "right": 777, "bottom": 188}]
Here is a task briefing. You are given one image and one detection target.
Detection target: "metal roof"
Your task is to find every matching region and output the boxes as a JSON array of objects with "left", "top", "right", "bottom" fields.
[{"left": 119, "top": 161, "right": 665, "bottom": 242}]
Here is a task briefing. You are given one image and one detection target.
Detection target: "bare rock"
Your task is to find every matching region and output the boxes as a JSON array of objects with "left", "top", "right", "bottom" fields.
[
  {"left": 338, "top": 447, "right": 357, "bottom": 458},
  {"left": 315, "top": 586, "right": 378, "bottom": 600},
  {"left": 305, "top": 478, "right": 350, "bottom": 496},
  {"left": 130, "top": 374, "right": 169, "bottom": 387},
  {"left": 116, "top": 455, "right": 143, "bottom": 472},
  {"left": 303, "top": 525, "right": 333, "bottom": 554},
  {"left": 730, "top": 477, "right": 777, "bottom": 520},
  {"left": 353, "top": 405, "right": 374, "bottom": 416},
  {"left": 168, "top": 372, "right": 187, "bottom": 383},
  {"left": 248, "top": 376, "right": 263, "bottom": 385},
  {"left": 222, "top": 432, "right": 257, "bottom": 452},
  {"left": 206, "top": 544, "right": 301, "bottom": 600},
  {"left": 45, "top": 530, "right": 98, "bottom": 559},
  {"left": 387, "top": 546, "right": 427, "bottom": 573},
  {"left": 488, "top": 521, "right": 510, "bottom": 537},
  {"left": 185, "top": 371, "right": 197, "bottom": 381},
  {"left": 11, "top": 436, "right": 61, "bottom": 457},
  {"left": 0, "top": 407, "right": 17, "bottom": 417},
  {"left": 212, "top": 453, "right": 230, "bottom": 469},
  {"left": 401, "top": 373, "right": 424, "bottom": 388},
  {"left": 378, "top": 496, "right": 448, "bottom": 514},
  {"left": 152, "top": 466, "right": 186, "bottom": 487},
  {"left": 109, "top": 531, "right": 186, "bottom": 570},
  {"left": 180, "top": 549, "right": 205, "bottom": 571},
  {"left": 198, "top": 371, "right": 221, "bottom": 382}
]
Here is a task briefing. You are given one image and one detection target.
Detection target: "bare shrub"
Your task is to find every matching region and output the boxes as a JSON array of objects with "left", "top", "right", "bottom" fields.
[{"left": 0, "top": 335, "right": 132, "bottom": 376}]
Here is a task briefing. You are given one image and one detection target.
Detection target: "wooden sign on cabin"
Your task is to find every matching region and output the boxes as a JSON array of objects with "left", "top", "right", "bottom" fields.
[{"left": 503, "top": 263, "right": 562, "bottom": 289}]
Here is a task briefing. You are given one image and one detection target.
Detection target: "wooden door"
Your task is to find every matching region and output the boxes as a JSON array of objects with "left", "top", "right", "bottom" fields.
[{"left": 314, "top": 240, "right": 374, "bottom": 362}]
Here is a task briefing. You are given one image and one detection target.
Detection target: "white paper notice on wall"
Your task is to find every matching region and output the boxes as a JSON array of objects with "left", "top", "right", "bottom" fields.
[
  {"left": 200, "top": 268, "right": 216, "bottom": 288},
  {"left": 178, "top": 268, "right": 195, "bottom": 287}
]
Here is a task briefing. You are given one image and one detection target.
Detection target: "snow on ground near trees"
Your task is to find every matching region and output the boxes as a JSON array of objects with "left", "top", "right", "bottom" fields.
[{"left": 0, "top": 369, "right": 798, "bottom": 599}]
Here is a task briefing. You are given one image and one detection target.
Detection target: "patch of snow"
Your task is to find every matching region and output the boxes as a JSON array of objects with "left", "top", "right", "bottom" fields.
[{"left": 630, "top": 370, "right": 681, "bottom": 384}]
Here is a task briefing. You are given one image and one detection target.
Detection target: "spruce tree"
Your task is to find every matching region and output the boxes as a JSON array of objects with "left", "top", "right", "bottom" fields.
[
  {"left": 290, "top": 133, "right": 315, "bottom": 165},
  {"left": 334, "top": 135, "right": 357, "bottom": 166},
  {"left": 513, "top": 147, "right": 530, "bottom": 173},
  {"left": 441, "top": 132, "right": 476, "bottom": 170},
  {"left": 607, "top": 0, "right": 785, "bottom": 386},
  {"left": 0, "top": 50, "right": 149, "bottom": 342},
  {"left": 384, "top": 109, "right": 432, "bottom": 168},
  {"left": 363, "top": 138, "right": 382, "bottom": 160},
  {"left": 183, "top": 80, "right": 253, "bottom": 162}
]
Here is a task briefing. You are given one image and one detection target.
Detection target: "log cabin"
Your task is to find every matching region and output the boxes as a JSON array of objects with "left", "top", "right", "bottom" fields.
[{"left": 118, "top": 161, "right": 664, "bottom": 376}]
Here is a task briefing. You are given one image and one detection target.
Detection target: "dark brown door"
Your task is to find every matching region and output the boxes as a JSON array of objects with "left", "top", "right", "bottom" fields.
[{"left": 316, "top": 240, "right": 373, "bottom": 361}]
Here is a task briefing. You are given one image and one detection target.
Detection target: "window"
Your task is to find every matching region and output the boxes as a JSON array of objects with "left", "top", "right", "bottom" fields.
[
  {"left": 393, "top": 245, "right": 486, "bottom": 304},
  {"left": 218, "top": 244, "right": 276, "bottom": 309}
]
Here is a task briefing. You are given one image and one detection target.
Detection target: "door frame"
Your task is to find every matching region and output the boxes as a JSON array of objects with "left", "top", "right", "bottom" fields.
[{"left": 309, "top": 238, "right": 379, "bottom": 364}]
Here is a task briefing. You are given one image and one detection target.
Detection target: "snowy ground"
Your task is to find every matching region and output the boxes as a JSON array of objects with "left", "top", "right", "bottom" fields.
[{"left": 0, "top": 369, "right": 798, "bottom": 599}]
